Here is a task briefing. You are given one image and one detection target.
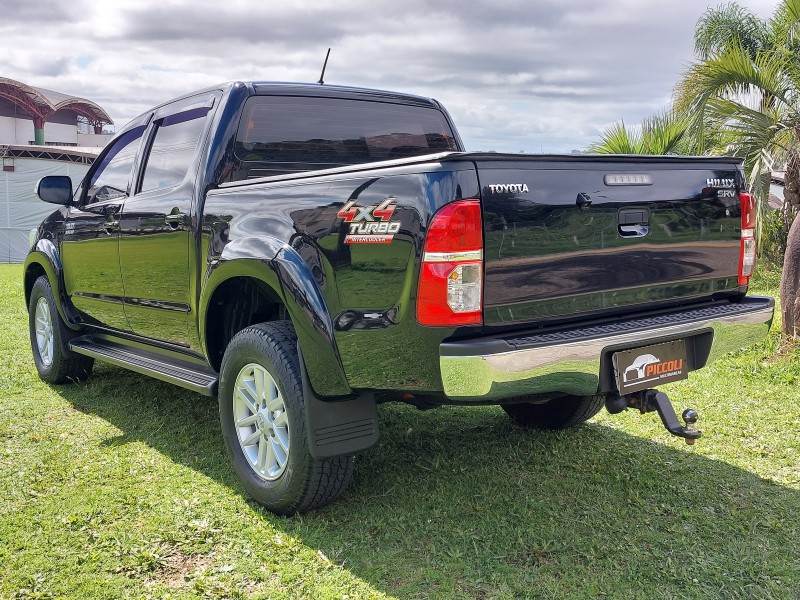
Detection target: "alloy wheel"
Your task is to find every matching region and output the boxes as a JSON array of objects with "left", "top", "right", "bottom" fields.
[
  {"left": 232, "top": 363, "right": 291, "bottom": 481},
  {"left": 34, "top": 297, "right": 54, "bottom": 367}
]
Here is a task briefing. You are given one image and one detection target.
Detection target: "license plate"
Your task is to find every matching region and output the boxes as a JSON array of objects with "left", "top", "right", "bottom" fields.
[{"left": 612, "top": 340, "right": 688, "bottom": 394}]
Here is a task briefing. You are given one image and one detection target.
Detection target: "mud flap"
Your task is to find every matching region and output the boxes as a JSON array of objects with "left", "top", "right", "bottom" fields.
[{"left": 298, "top": 345, "right": 379, "bottom": 459}]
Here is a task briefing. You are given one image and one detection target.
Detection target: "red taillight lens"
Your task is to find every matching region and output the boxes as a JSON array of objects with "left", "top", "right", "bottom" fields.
[
  {"left": 422, "top": 200, "right": 483, "bottom": 253},
  {"left": 738, "top": 191, "right": 757, "bottom": 286},
  {"left": 417, "top": 199, "right": 483, "bottom": 326}
]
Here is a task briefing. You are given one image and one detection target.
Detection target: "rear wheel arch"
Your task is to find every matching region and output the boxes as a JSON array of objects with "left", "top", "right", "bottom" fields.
[
  {"left": 203, "top": 272, "right": 288, "bottom": 372},
  {"left": 201, "top": 255, "right": 351, "bottom": 397}
]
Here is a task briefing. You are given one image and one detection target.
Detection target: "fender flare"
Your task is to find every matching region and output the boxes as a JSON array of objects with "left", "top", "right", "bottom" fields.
[
  {"left": 200, "top": 238, "right": 351, "bottom": 398},
  {"left": 23, "top": 239, "right": 81, "bottom": 330}
]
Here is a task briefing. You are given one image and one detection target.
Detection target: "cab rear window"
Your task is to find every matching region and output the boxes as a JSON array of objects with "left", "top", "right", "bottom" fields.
[{"left": 233, "top": 96, "right": 457, "bottom": 179}]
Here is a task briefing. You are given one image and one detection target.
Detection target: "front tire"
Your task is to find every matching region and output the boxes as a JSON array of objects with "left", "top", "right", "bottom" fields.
[
  {"left": 218, "top": 321, "right": 355, "bottom": 515},
  {"left": 501, "top": 394, "right": 604, "bottom": 429},
  {"left": 28, "top": 276, "right": 93, "bottom": 384}
]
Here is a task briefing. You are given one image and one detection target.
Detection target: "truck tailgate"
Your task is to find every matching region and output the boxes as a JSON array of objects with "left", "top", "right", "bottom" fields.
[{"left": 473, "top": 155, "right": 744, "bottom": 327}]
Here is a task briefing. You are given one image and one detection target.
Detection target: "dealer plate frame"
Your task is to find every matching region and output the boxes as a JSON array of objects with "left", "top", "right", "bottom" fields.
[{"left": 612, "top": 339, "right": 688, "bottom": 394}]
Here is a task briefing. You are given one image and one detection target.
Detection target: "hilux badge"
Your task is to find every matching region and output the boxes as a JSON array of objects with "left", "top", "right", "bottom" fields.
[
  {"left": 337, "top": 196, "right": 401, "bottom": 244},
  {"left": 707, "top": 178, "right": 736, "bottom": 198}
]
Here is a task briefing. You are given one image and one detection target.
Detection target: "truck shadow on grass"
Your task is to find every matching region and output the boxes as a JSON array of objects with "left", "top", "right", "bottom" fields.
[{"left": 57, "top": 363, "right": 800, "bottom": 599}]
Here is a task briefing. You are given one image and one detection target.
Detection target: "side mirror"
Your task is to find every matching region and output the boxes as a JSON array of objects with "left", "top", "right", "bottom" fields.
[{"left": 36, "top": 176, "right": 73, "bottom": 205}]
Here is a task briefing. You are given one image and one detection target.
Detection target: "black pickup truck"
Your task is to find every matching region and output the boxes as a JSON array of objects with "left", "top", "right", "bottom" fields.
[{"left": 25, "top": 81, "right": 774, "bottom": 514}]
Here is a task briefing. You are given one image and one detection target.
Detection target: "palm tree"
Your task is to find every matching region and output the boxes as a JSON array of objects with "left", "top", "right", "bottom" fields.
[
  {"left": 676, "top": 0, "right": 800, "bottom": 336},
  {"left": 589, "top": 110, "right": 691, "bottom": 155}
]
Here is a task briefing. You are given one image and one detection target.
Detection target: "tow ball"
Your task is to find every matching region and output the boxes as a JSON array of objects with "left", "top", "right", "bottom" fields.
[{"left": 605, "top": 389, "right": 701, "bottom": 445}]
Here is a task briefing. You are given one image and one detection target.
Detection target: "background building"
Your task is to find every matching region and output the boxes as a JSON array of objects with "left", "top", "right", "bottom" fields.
[
  {"left": 0, "top": 77, "right": 113, "bottom": 147},
  {"left": 0, "top": 77, "right": 113, "bottom": 262}
]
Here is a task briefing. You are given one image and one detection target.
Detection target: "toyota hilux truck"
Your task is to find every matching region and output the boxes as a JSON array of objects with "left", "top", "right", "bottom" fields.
[{"left": 24, "top": 81, "right": 774, "bottom": 514}]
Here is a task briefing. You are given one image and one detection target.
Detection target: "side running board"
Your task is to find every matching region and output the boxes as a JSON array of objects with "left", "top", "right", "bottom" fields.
[{"left": 69, "top": 336, "right": 218, "bottom": 396}]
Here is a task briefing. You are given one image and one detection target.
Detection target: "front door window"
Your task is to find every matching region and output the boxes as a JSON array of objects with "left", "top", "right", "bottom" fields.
[{"left": 61, "top": 124, "right": 146, "bottom": 330}]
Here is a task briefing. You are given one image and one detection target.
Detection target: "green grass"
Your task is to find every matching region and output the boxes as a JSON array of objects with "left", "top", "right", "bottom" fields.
[{"left": 1, "top": 263, "right": 799, "bottom": 599}]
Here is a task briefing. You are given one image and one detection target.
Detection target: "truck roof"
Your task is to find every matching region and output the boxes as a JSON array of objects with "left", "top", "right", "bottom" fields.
[
  {"left": 142, "top": 81, "right": 441, "bottom": 112},
  {"left": 113, "top": 81, "right": 443, "bottom": 140},
  {"left": 250, "top": 82, "right": 441, "bottom": 108}
]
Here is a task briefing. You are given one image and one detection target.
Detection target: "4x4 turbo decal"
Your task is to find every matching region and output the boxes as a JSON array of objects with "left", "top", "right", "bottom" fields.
[{"left": 337, "top": 196, "right": 401, "bottom": 244}]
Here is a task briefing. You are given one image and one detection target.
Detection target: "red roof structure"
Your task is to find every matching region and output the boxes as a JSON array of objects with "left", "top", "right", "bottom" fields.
[{"left": 0, "top": 77, "right": 113, "bottom": 140}]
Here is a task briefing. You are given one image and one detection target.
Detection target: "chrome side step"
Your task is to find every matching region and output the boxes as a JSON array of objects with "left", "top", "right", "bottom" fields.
[{"left": 69, "top": 336, "right": 218, "bottom": 396}]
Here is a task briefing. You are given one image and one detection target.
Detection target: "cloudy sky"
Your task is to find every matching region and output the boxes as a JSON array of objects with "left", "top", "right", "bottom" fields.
[{"left": 1, "top": 0, "right": 780, "bottom": 153}]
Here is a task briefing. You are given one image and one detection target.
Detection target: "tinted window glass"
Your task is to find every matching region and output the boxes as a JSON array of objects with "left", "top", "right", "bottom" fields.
[
  {"left": 233, "top": 96, "right": 457, "bottom": 179},
  {"left": 140, "top": 108, "right": 209, "bottom": 192},
  {"left": 86, "top": 126, "right": 145, "bottom": 203}
]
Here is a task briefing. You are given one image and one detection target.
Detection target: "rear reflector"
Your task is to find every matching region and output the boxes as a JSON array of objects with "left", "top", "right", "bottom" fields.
[
  {"left": 738, "top": 191, "right": 757, "bottom": 286},
  {"left": 417, "top": 200, "right": 483, "bottom": 326}
]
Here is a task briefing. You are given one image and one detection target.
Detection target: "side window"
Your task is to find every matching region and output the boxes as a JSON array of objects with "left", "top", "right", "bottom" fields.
[
  {"left": 139, "top": 108, "right": 209, "bottom": 193},
  {"left": 86, "top": 126, "right": 146, "bottom": 204}
]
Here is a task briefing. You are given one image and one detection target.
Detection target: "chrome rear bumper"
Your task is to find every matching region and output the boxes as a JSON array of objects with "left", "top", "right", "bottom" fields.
[{"left": 440, "top": 296, "right": 774, "bottom": 400}]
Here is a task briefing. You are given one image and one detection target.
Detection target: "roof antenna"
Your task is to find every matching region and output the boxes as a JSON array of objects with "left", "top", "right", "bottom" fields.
[{"left": 318, "top": 48, "right": 331, "bottom": 85}]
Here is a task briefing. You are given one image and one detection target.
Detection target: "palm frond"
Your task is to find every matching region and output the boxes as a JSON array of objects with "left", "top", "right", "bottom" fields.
[
  {"left": 640, "top": 111, "right": 689, "bottom": 155},
  {"left": 706, "top": 97, "right": 785, "bottom": 160},
  {"left": 588, "top": 121, "right": 643, "bottom": 154},
  {"left": 705, "top": 96, "right": 795, "bottom": 216},
  {"left": 677, "top": 44, "right": 792, "bottom": 116},
  {"left": 588, "top": 111, "right": 691, "bottom": 156},
  {"left": 770, "top": 0, "right": 800, "bottom": 49}
]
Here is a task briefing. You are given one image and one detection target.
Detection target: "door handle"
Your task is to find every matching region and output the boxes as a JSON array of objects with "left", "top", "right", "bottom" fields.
[
  {"left": 103, "top": 218, "right": 119, "bottom": 234},
  {"left": 165, "top": 211, "right": 187, "bottom": 228}
]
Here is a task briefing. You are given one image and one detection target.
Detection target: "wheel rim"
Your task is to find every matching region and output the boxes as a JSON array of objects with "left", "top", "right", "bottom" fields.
[
  {"left": 34, "top": 297, "right": 55, "bottom": 368},
  {"left": 232, "top": 363, "right": 290, "bottom": 481}
]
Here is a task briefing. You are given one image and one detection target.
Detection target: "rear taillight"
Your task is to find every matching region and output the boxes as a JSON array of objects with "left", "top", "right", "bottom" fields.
[
  {"left": 738, "top": 191, "right": 757, "bottom": 286},
  {"left": 417, "top": 199, "right": 483, "bottom": 326}
]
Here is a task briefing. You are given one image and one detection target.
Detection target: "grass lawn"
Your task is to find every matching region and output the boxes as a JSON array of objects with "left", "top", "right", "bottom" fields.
[{"left": 1, "top": 263, "right": 798, "bottom": 599}]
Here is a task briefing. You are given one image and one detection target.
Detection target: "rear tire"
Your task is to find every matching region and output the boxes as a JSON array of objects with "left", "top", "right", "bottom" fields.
[
  {"left": 218, "top": 321, "right": 355, "bottom": 515},
  {"left": 28, "top": 276, "right": 94, "bottom": 384},
  {"left": 501, "top": 394, "right": 604, "bottom": 429}
]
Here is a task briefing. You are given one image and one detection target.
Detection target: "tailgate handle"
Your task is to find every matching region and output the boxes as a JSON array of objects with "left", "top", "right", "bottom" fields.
[{"left": 618, "top": 208, "right": 650, "bottom": 238}]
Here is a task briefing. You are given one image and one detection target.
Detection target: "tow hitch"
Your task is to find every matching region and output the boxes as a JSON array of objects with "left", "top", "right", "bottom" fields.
[{"left": 605, "top": 389, "right": 701, "bottom": 445}]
